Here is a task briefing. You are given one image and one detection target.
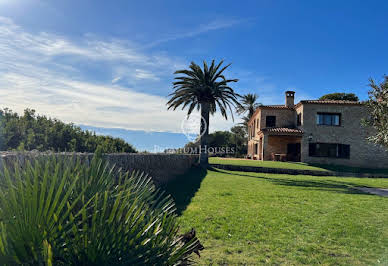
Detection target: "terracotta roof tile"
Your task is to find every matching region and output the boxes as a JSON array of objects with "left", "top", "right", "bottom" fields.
[
  {"left": 295, "top": 100, "right": 362, "bottom": 107},
  {"left": 260, "top": 105, "right": 294, "bottom": 109},
  {"left": 262, "top": 127, "right": 303, "bottom": 135},
  {"left": 248, "top": 105, "right": 293, "bottom": 124}
]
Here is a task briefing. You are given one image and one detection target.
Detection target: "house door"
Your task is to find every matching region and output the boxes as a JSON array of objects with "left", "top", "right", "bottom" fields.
[{"left": 287, "top": 143, "right": 301, "bottom": 161}]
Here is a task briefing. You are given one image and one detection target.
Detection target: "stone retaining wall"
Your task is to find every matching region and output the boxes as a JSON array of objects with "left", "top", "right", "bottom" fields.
[
  {"left": 211, "top": 164, "right": 388, "bottom": 178},
  {"left": 0, "top": 152, "right": 199, "bottom": 184}
]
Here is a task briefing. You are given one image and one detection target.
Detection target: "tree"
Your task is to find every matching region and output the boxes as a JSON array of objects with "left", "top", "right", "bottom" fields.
[
  {"left": 237, "top": 93, "right": 261, "bottom": 118},
  {"left": 230, "top": 125, "right": 247, "bottom": 157},
  {"left": 0, "top": 108, "right": 137, "bottom": 153},
  {"left": 365, "top": 76, "right": 388, "bottom": 149},
  {"left": 181, "top": 129, "right": 247, "bottom": 157},
  {"left": 319, "top": 93, "right": 359, "bottom": 101},
  {"left": 167, "top": 60, "right": 241, "bottom": 166},
  {"left": 236, "top": 93, "right": 261, "bottom": 127}
]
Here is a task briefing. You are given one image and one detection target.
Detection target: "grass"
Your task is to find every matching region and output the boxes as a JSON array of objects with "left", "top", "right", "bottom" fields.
[
  {"left": 310, "top": 163, "right": 388, "bottom": 175},
  {"left": 209, "top": 157, "right": 388, "bottom": 174},
  {"left": 209, "top": 157, "right": 329, "bottom": 171},
  {"left": 165, "top": 167, "right": 388, "bottom": 265}
]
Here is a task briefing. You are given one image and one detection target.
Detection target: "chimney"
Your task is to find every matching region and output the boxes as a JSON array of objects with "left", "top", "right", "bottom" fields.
[{"left": 285, "top": 91, "right": 295, "bottom": 108}]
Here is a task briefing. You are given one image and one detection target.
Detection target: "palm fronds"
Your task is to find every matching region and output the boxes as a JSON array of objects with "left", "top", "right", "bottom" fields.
[
  {"left": 237, "top": 93, "right": 261, "bottom": 118},
  {"left": 167, "top": 60, "right": 241, "bottom": 120},
  {"left": 0, "top": 152, "right": 199, "bottom": 265}
]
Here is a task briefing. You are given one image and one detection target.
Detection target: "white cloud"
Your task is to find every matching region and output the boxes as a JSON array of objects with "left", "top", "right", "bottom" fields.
[
  {"left": 0, "top": 71, "right": 237, "bottom": 133},
  {"left": 111, "top": 77, "right": 121, "bottom": 83},
  {"left": 0, "top": 16, "right": 184, "bottom": 83},
  {"left": 0, "top": 16, "right": 239, "bottom": 133},
  {"left": 145, "top": 18, "right": 249, "bottom": 48},
  {"left": 134, "top": 69, "right": 160, "bottom": 81}
]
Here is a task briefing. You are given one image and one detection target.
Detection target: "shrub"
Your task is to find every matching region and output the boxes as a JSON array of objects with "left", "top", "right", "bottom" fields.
[{"left": 0, "top": 151, "right": 199, "bottom": 265}]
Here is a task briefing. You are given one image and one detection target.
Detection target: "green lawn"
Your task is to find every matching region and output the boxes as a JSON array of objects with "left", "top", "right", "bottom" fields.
[
  {"left": 164, "top": 167, "right": 388, "bottom": 265},
  {"left": 209, "top": 157, "right": 388, "bottom": 174},
  {"left": 209, "top": 157, "right": 329, "bottom": 171}
]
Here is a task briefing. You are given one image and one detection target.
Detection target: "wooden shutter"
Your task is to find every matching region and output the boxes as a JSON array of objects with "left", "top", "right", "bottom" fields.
[{"left": 309, "top": 143, "right": 316, "bottom": 156}]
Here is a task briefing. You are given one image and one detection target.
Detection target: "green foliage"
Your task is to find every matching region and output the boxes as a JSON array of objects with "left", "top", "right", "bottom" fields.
[
  {"left": 237, "top": 93, "right": 261, "bottom": 124},
  {"left": 167, "top": 60, "right": 241, "bottom": 165},
  {"left": 0, "top": 108, "right": 136, "bottom": 153},
  {"left": 229, "top": 125, "right": 247, "bottom": 157},
  {"left": 183, "top": 127, "right": 247, "bottom": 158},
  {"left": 319, "top": 92, "right": 359, "bottom": 101},
  {"left": 167, "top": 60, "right": 240, "bottom": 120},
  {"left": 0, "top": 154, "right": 199, "bottom": 265},
  {"left": 365, "top": 76, "right": 388, "bottom": 149},
  {"left": 236, "top": 94, "right": 260, "bottom": 150}
]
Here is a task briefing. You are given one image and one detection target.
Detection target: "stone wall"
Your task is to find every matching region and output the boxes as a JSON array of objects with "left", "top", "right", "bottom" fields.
[
  {"left": 259, "top": 108, "right": 296, "bottom": 129},
  {"left": 0, "top": 152, "right": 199, "bottom": 184}
]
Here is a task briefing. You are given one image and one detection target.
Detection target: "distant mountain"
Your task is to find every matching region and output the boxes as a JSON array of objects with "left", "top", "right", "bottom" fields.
[{"left": 79, "top": 125, "right": 189, "bottom": 152}]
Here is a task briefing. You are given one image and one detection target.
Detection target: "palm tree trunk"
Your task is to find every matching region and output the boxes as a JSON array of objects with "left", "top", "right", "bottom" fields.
[{"left": 199, "top": 102, "right": 210, "bottom": 166}]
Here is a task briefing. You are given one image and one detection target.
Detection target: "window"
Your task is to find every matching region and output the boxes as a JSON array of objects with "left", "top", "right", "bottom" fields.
[
  {"left": 297, "top": 113, "right": 302, "bottom": 126},
  {"left": 309, "top": 143, "right": 350, "bottom": 159},
  {"left": 266, "top": 116, "right": 276, "bottom": 127},
  {"left": 316, "top": 113, "right": 341, "bottom": 126}
]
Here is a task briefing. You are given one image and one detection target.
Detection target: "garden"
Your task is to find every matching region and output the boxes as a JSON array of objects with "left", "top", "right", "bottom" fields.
[
  {"left": 0, "top": 151, "right": 387, "bottom": 265},
  {"left": 165, "top": 165, "right": 388, "bottom": 265}
]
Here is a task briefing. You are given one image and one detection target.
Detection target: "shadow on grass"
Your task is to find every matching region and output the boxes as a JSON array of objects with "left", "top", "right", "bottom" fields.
[
  {"left": 163, "top": 166, "right": 207, "bottom": 215},
  {"left": 308, "top": 163, "right": 388, "bottom": 175},
  {"left": 209, "top": 167, "right": 369, "bottom": 196}
]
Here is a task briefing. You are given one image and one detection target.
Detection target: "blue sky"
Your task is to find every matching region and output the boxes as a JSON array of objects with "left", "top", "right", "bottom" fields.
[{"left": 0, "top": 0, "right": 387, "bottom": 151}]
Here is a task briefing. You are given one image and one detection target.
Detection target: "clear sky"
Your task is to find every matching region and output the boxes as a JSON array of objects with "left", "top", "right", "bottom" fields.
[{"left": 0, "top": 0, "right": 387, "bottom": 150}]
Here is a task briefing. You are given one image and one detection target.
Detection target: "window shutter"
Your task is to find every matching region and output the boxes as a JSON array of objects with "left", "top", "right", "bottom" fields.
[
  {"left": 309, "top": 143, "right": 316, "bottom": 156},
  {"left": 343, "top": 144, "right": 350, "bottom": 158},
  {"left": 338, "top": 144, "right": 350, "bottom": 158}
]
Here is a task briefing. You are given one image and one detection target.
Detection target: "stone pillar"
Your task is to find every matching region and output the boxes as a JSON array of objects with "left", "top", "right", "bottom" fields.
[{"left": 262, "top": 135, "right": 269, "bottom": 160}]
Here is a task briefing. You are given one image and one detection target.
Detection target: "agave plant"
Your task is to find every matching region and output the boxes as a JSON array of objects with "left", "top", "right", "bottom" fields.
[{"left": 0, "top": 151, "right": 199, "bottom": 265}]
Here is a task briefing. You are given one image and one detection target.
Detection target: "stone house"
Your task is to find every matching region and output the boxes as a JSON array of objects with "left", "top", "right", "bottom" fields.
[{"left": 247, "top": 91, "right": 388, "bottom": 168}]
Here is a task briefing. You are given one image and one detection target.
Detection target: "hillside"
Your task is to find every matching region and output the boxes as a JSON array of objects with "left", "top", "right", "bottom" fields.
[{"left": 0, "top": 108, "right": 136, "bottom": 153}]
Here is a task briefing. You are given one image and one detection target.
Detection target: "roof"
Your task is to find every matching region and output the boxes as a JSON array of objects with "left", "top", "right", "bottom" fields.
[
  {"left": 295, "top": 100, "right": 363, "bottom": 108},
  {"left": 261, "top": 127, "right": 303, "bottom": 135},
  {"left": 260, "top": 105, "right": 294, "bottom": 109},
  {"left": 248, "top": 105, "right": 294, "bottom": 124},
  {"left": 248, "top": 100, "right": 363, "bottom": 124}
]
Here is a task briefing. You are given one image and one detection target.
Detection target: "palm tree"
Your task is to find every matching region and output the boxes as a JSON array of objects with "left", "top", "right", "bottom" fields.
[
  {"left": 167, "top": 60, "right": 241, "bottom": 166},
  {"left": 237, "top": 93, "right": 261, "bottom": 119},
  {"left": 236, "top": 93, "right": 261, "bottom": 131}
]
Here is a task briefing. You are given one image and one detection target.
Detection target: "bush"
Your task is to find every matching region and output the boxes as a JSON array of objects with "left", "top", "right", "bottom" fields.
[
  {"left": 0, "top": 151, "right": 199, "bottom": 265},
  {"left": 0, "top": 108, "right": 137, "bottom": 153}
]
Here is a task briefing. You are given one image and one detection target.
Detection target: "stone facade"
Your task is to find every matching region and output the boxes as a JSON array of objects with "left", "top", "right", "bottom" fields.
[
  {"left": 248, "top": 92, "right": 388, "bottom": 168},
  {"left": 0, "top": 152, "right": 199, "bottom": 184},
  {"left": 299, "top": 103, "right": 388, "bottom": 168},
  {"left": 247, "top": 106, "right": 297, "bottom": 160}
]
